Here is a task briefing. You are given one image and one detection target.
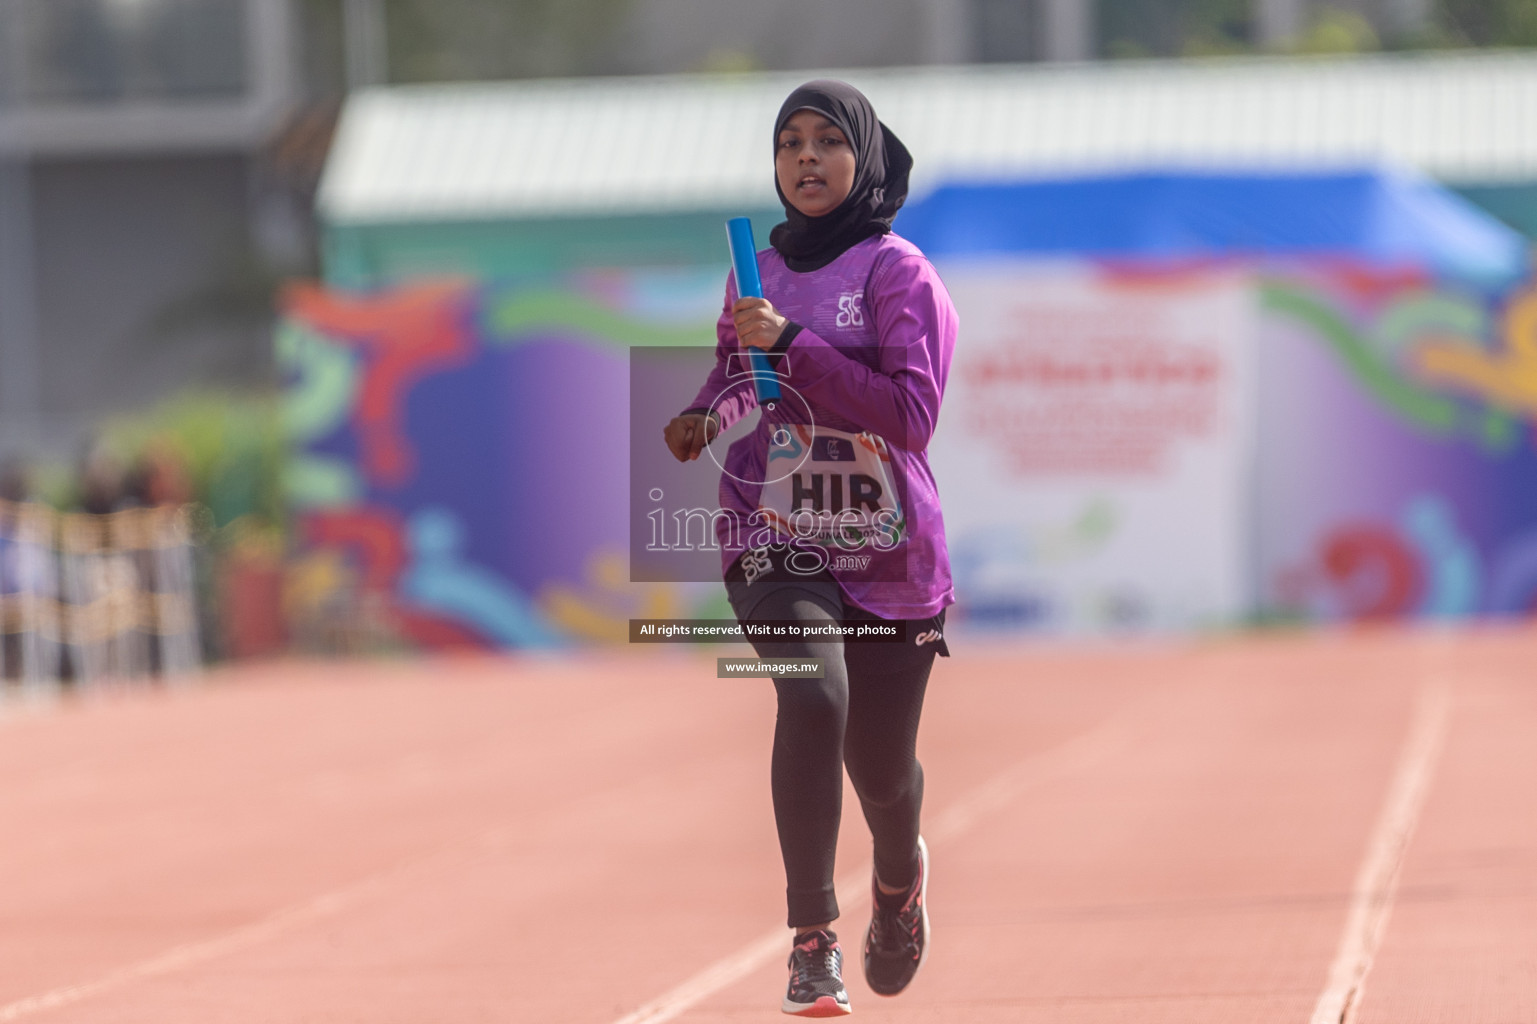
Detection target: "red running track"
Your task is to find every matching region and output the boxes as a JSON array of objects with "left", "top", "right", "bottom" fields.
[{"left": 0, "top": 625, "right": 1530, "bottom": 1022}]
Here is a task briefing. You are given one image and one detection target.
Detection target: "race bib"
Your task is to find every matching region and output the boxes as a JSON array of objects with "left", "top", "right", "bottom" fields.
[{"left": 758, "top": 425, "right": 906, "bottom": 549}]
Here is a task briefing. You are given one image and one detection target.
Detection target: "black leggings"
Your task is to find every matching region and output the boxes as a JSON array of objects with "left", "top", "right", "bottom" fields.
[{"left": 731, "top": 582, "right": 937, "bottom": 927}]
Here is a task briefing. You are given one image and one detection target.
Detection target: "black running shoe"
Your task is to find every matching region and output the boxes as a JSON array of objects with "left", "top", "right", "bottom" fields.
[
  {"left": 782, "top": 928, "right": 852, "bottom": 1017},
  {"left": 863, "top": 834, "right": 930, "bottom": 996}
]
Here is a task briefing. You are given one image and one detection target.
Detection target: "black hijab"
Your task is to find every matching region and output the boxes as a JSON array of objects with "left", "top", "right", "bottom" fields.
[{"left": 768, "top": 80, "right": 913, "bottom": 272}]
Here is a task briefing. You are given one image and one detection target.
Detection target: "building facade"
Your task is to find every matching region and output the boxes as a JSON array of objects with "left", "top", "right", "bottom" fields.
[{"left": 0, "top": 0, "right": 301, "bottom": 454}]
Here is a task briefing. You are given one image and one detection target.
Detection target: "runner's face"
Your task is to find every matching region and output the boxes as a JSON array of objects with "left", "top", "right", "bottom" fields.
[{"left": 776, "top": 110, "right": 856, "bottom": 219}]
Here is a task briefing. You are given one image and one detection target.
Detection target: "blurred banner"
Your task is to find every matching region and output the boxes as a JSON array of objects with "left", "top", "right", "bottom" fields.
[{"left": 929, "top": 262, "right": 1254, "bottom": 633}]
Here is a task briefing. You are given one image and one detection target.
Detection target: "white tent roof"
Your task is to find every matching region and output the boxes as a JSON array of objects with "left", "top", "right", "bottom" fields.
[{"left": 318, "top": 51, "right": 1537, "bottom": 225}]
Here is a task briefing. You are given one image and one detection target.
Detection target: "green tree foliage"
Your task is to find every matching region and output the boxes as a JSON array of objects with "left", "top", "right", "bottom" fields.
[
  {"left": 100, "top": 391, "right": 288, "bottom": 529},
  {"left": 1436, "top": 0, "right": 1537, "bottom": 46},
  {"left": 1295, "top": 8, "right": 1380, "bottom": 53},
  {"left": 1099, "top": 0, "right": 1254, "bottom": 57},
  {"left": 396, "top": 0, "right": 631, "bottom": 80},
  {"left": 298, "top": 0, "right": 632, "bottom": 87},
  {"left": 1098, "top": 0, "right": 1537, "bottom": 58}
]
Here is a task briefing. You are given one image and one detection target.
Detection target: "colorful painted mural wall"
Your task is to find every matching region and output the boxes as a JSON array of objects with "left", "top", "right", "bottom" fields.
[
  {"left": 277, "top": 270, "right": 729, "bottom": 649},
  {"left": 277, "top": 262, "right": 1537, "bottom": 648},
  {"left": 1257, "top": 263, "right": 1537, "bottom": 622}
]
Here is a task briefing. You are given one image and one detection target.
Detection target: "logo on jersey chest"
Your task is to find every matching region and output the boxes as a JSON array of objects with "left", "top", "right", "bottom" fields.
[{"left": 835, "top": 291, "right": 864, "bottom": 328}]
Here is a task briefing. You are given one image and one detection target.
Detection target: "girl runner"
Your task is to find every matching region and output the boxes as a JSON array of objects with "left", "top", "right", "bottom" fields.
[{"left": 663, "top": 79, "right": 956, "bottom": 1017}]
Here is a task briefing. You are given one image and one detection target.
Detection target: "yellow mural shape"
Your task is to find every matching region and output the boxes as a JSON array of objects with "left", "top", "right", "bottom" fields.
[
  {"left": 1414, "top": 287, "right": 1537, "bottom": 418},
  {"left": 540, "top": 549, "right": 682, "bottom": 645}
]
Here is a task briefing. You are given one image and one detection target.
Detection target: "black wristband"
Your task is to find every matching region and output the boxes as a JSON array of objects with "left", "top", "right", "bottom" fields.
[{"left": 764, "top": 321, "right": 802, "bottom": 371}]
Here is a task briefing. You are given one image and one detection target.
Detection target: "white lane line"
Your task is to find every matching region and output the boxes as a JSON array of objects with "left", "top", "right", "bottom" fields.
[
  {"left": 0, "top": 827, "right": 513, "bottom": 1023},
  {"left": 1308, "top": 675, "right": 1452, "bottom": 1024},
  {"left": 609, "top": 715, "right": 1134, "bottom": 1024},
  {"left": 610, "top": 861, "right": 874, "bottom": 1024}
]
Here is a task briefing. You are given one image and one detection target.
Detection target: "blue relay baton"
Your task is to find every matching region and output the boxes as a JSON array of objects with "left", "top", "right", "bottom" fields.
[{"left": 726, "top": 217, "right": 782, "bottom": 406}]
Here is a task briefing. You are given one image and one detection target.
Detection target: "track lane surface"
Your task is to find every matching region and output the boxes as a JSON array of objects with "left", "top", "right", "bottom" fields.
[{"left": 0, "top": 627, "right": 1527, "bottom": 1022}]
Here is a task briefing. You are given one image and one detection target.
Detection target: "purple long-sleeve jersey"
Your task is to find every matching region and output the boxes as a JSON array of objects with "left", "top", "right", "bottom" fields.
[{"left": 684, "top": 232, "right": 957, "bottom": 619}]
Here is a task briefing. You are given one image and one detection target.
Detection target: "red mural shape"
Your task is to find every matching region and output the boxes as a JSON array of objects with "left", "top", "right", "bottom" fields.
[
  {"left": 301, "top": 509, "right": 407, "bottom": 594},
  {"left": 284, "top": 281, "right": 475, "bottom": 488},
  {"left": 299, "top": 509, "right": 493, "bottom": 650},
  {"left": 394, "top": 610, "right": 494, "bottom": 650},
  {"left": 1321, "top": 526, "right": 1423, "bottom": 621}
]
